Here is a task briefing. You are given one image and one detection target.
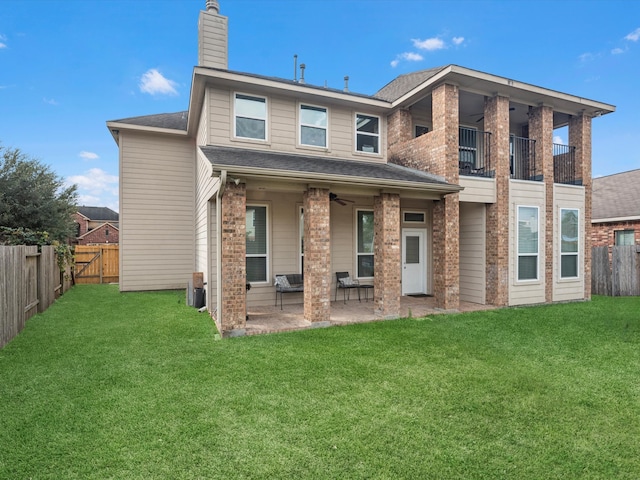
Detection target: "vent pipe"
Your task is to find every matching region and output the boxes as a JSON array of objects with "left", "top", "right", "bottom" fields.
[
  {"left": 343, "top": 76, "right": 349, "bottom": 92},
  {"left": 206, "top": 0, "right": 220, "bottom": 13},
  {"left": 299, "top": 63, "right": 306, "bottom": 84},
  {"left": 293, "top": 54, "right": 298, "bottom": 82}
]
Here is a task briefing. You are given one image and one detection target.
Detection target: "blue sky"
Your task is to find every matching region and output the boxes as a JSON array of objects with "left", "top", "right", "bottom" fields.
[{"left": 1, "top": 0, "right": 638, "bottom": 212}]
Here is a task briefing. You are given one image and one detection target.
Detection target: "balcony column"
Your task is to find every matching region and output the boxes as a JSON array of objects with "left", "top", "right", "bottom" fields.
[
  {"left": 569, "top": 113, "right": 593, "bottom": 299},
  {"left": 529, "top": 105, "right": 554, "bottom": 302},
  {"left": 373, "top": 192, "right": 401, "bottom": 318},
  {"left": 220, "top": 181, "right": 247, "bottom": 335},
  {"left": 484, "top": 95, "right": 510, "bottom": 306},
  {"left": 303, "top": 187, "right": 331, "bottom": 324},
  {"left": 387, "top": 108, "right": 413, "bottom": 154},
  {"left": 431, "top": 83, "right": 459, "bottom": 309}
]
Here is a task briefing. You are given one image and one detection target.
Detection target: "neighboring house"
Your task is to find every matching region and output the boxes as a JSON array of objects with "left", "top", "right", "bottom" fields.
[
  {"left": 592, "top": 169, "right": 640, "bottom": 248},
  {"left": 73, "top": 206, "right": 120, "bottom": 245},
  {"left": 107, "top": 1, "right": 614, "bottom": 337}
]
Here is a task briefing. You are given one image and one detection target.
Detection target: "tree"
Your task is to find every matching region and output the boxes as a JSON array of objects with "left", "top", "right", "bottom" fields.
[{"left": 0, "top": 144, "right": 78, "bottom": 242}]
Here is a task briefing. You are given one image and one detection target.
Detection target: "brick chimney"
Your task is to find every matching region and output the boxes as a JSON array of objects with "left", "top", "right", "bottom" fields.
[{"left": 198, "top": 0, "right": 228, "bottom": 69}]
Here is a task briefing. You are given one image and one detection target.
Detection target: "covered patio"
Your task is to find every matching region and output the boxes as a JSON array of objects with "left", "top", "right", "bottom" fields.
[{"left": 244, "top": 296, "right": 497, "bottom": 336}]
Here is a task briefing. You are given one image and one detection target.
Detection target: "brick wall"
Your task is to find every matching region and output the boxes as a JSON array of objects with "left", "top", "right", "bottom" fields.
[
  {"left": 592, "top": 220, "right": 640, "bottom": 247},
  {"left": 373, "top": 193, "right": 400, "bottom": 318},
  {"left": 303, "top": 188, "right": 331, "bottom": 323},
  {"left": 220, "top": 181, "right": 247, "bottom": 334},
  {"left": 77, "top": 223, "right": 119, "bottom": 245}
]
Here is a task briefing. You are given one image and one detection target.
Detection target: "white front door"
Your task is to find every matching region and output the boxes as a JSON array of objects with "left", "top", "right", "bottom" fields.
[{"left": 402, "top": 229, "right": 426, "bottom": 295}]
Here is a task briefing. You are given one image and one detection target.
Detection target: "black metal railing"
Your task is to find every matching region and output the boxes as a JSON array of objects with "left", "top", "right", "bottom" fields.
[
  {"left": 458, "top": 127, "right": 493, "bottom": 177},
  {"left": 510, "top": 135, "right": 540, "bottom": 181},
  {"left": 553, "top": 144, "right": 580, "bottom": 185}
]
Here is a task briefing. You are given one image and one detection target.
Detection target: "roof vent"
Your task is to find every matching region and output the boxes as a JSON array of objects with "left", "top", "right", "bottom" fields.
[
  {"left": 344, "top": 76, "right": 349, "bottom": 92},
  {"left": 206, "top": 0, "right": 220, "bottom": 13},
  {"left": 299, "top": 64, "right": 306, "bottom": 84}
]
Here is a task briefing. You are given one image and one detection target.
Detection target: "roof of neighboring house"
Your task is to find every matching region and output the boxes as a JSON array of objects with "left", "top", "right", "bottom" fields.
[
  {"left": 199, "top": 145, "right": 460, "bottom": 193},
  {"left": 374, "top": 67, "right": 446, "bottom": 102},
  {"left": 592, "top": 169, "right": 640, "bottom": 222},
  {"left": 109, "top": 111, "right": 188, "bottom": 131},
  {"left": 77, "top": 206, "right": 119, "bottom": 222}
]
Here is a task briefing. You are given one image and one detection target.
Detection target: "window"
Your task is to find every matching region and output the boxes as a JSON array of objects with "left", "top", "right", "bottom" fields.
[
  {"left": 356, "top": 114, "right": 379, "bottom": 154},
  {"left": 299, "top": 207, "right": 304, "bottom": 273},
  {"left": 403, "top": 211, "right": 425, "bottom": 224},
  {"left": 560, "top": 209, "right": 579, "bottom": 278},
  {"left": 300, "top": 104, "right": 327, "bottom": 147},
  {"left": 517, "top": 206, "right": 539, "bottom": 281},
  {"left": 234, "top": 93, "right": 267, "bottom": 140},
  {"left": 246, "top": 205, "right": 268, "bottom": 282},
  {"left": 357, "top": 210, "right": 374, "bottom": 277},
  {"left": 415, "top": 125, "right": 429, "bottom": 138},
  {"left": 615, "top": 229, "right": 635, "bottom": 246}
]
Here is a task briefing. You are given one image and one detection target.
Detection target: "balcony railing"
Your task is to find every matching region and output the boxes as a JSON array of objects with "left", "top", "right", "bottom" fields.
[
  {"left": 553, "top": 144, "right": 580, "bottom": 185},
  {"left": 510, "top": 135, "right": 540, "bottom": 181},
  {"left": 458, "top": 127, "right": 493, "bottom": 177}
]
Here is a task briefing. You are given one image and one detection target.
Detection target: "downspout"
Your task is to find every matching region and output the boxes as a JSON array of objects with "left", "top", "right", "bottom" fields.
[{"left": 213, "top": 170, "right": 227, "bottom": 331}]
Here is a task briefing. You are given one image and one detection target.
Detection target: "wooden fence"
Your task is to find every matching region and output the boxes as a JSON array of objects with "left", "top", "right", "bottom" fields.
[
  {"left": 74, "top": 245, "right": 119, "bottom": 284},
  {"left": 1, "top": 245, "right": 71, "bottom": 349},
  {"left": 591, "top": 245, "right": 640, "bottom": 296}
]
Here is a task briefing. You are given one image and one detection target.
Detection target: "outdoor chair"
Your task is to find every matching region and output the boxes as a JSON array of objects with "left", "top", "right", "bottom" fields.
[{"left": 335, "top": 272, "right": 360, "bottom": 303}]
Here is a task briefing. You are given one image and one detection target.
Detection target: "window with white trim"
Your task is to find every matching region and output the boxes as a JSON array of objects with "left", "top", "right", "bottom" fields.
[
  {"left": 355, "top": 114, "right": 380, "bottom": 154},
  {"left": 357, "top": 210, "right": 374, "bottom": 277},
  {"left": 560, "top": 208, "right": 579, "bottom": 278},
  {"left": 234, "top": 93, "right": 267, "bottom": 140},
  {"left": 246, "top": 205, "right": 268, "bottom": 282},
  {"left": 299, "top": 206, "right": 304, "bottom": 273},
  {"left": 300, "top": 104, "right": 327, "bottom": 147},
  {"left": 517, "top": 206, "right": 539, "bottom": 281},
  {"left": 615, "top": 229, "right": 635, "bottom": 246}
]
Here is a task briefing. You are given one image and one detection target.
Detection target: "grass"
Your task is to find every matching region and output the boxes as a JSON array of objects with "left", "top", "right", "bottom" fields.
[{"left": 1, "top": 285, "right": 639, "bottom": 479}]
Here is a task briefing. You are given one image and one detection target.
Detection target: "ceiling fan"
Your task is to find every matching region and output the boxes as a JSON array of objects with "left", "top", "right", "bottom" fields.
[
  {"left": 471, "top": 107, "right": 515, "bottom": 122},
  {"left": 329, "top": 192, "right": 355, "bottom": 206}
]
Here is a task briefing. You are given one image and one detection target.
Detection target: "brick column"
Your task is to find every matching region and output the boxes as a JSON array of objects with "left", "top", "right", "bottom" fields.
[
  {"left": 387, "top": 109, "right": 413, "bottom": 154},
  {"left": 373, "top": 193, "right": 401, "bottom": 318},
  {"left": 220, "top": 181, "right": 246, "bottom": 334},
  {"left": 485, "top": 95, "right": 511, "bottom": 306},
  {"left": 569, "top": 113, "right": 592, "bottom": 299},
  {"left": 303, "top": 187, "right": 331, "bottom": 323},
  {"left": 431, "top": 83, "right": 459, "bottom": 310},
  {"left": 529, "top": 105, "right": 554, "bottom": 301}
]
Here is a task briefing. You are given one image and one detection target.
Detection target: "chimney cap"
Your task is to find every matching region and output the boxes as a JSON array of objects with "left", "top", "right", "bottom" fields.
[{"left": 206, "top": 0, "right": 220, "bottom": 13}]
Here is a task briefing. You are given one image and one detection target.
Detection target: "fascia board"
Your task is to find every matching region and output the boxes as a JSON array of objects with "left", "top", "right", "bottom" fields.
[
  {"left": 592, "top": 216, "right": 640, "bottom": 223},
  {"left": 106, "top": 121, "right": 188, "bottom": 137}
]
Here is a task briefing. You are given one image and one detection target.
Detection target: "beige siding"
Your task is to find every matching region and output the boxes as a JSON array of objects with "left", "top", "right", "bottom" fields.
[
  {"left": 120, "top": 132, "right": 195, "bottom": 291},
  {"left": 460, "top": 203, "right": 486, "bottom": 304},
  {"left": 198, "top": 12, "right": 227, "bottom": 69},
  {"left": 197, "top": 89, "right": 209, "bottom": 146},
  {"left": 509, "top": 180, "right": 546, "bottom": 305},
  {"left": 459, "top": 176, "right": 496, "bottom": 203},
  {"left": 553, "top": 184, "right": 586, "bottom": 302},
  {"left": 195, "top": 150, "right": 219, "bottom": 302},
  {"left": 207, "top": 86, "right": 386, "bottom": 162}
]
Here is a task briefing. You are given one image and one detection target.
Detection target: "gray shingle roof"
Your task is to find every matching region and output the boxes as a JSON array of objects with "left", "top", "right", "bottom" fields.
[
  {"left": 374, "top": 67, "right": 447, "bottom": 102},
  {"left": 592, "top": 169, "right": 640, "bottom": 220},
  {"left": 109, "top": 111, "right": 188, "bottom": 131},
  {"left": 199, "top": 145, "right": 454, "bottom": 189},
  {"left": 77, "top": 206, "right": 119, "bottom": 221}
]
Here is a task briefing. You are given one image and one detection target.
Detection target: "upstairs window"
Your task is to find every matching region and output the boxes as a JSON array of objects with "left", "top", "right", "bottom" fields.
[
  {"left": 300, "top": 104, "right": 327, "bottom": 147},
  {"left": 356, "top": 114, "right": 379, "bottom": 154},
  {"left": 560, "top": 208, "right": 579, "bottom": 278},
  {"left": 517, "top": 206, "right": 539, "bottom": 281},
  {"left": 615, "top": 229, "right": 635, "bottom": 246},
  {"left": 235, "top": 93, "right": 267, "bottom": 140}
]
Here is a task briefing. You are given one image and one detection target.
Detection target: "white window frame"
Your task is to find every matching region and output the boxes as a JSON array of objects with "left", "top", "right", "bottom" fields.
[
  {"left": 234, "top": 92, "right": 268, "bottom": 141},
  {"left": 355, "top": 209, "right": 374, "bottom": 279},
  {"left": 299, "top": 103, "right": 328, "bottom": 149},
  {"left": 246, "top": 203, "right": 269, "bottom": 284},
  {"left": 298, "top": 205, "right": 304, "bottom": 274},
  {"left": 355, "top": 113, "right": 380, "bottom": 154},
  {"left": 560, "top": 208, "right": 580, "bottom": 279},
  {"left": 517, "top": 205, "right": 539, "bottom": 282},
  {"left": 402, "top": 210, "right": 426, "bottom": 225}
]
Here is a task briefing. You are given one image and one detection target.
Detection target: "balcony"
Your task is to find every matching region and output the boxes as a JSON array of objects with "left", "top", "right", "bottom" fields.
[
  {"left": 553, "top": 144, "right": 580, "bottom": 185},
  {"left": 458, "top": 127, "right": 493, "bottom": 177},
  {"left": 510, "top": 135, "right": 540, "bottom": 181}
]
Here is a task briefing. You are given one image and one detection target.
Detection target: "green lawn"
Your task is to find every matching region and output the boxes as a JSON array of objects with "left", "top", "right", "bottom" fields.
[{"left": 1, "top": 285, "right": 639, "bottom": 479}]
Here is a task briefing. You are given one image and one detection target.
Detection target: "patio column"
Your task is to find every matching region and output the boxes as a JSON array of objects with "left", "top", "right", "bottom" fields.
[
  {"left": 374, "top": 192, "right": 401, "bottom": 318},
  {"left": 220, "top": 181, "right": 247, "bottom": 335},
  {"left": 530, "top": 105, "right": 554, "bottom": 302},
  {"left": 303, "top": 187, "right": 331, "bottom": 324},
  {"left": 569, "top": 113, "right": 592, "bottom": 299},
  {"left": 485, "top": 95, "right": 510, "bottom": 306}
]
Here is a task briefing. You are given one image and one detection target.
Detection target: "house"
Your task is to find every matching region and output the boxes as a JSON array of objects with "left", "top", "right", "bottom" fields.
[
  {"left": 106, "top": 1, "right": 614, "bottom": 337},
  {"left": 592, "top": 169, "right": 640, "bottom": 249},
  {"left": 73, "top": 206, "right": 119, "bottom": 245}
]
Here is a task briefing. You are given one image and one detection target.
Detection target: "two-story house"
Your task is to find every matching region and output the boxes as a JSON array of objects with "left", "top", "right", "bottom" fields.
[{"left": 107, "top": 1, "right": 614, "bottom": 337}]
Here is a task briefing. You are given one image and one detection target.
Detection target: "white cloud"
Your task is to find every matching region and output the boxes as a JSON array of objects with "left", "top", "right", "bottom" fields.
[
  {"left": 0, "top": 33, "right": 6, "bottom": 49},
  {"left": 625, "top": 27, "right": 640, "bottom": 42},
  {"left": 79, "top": 151, "right": 99, "bottom": 160},
  {"left": 67, "top": 168, "right": 119, "bottom": 200},
  {"left": 611, "top": 47, "right": 625, "bottom": 55},
  {"left": 553, "top": 135, "right": 565, "bottom": 145},
  {"left": 43, "top": 98, "right": 58, "bottom": 105},
  {"left": 452, "top": 36, "right": 464, "bottom": 45},
  {"left": 412, "top": 37, "right": 445, "bottom": 51},
  {"left": 0, "top": 43, "right": 6, "bottom": 49},
  {"left": 578, "top": 52, "right": 594, "bottom": 63},
  {"left": 390, "top": 51, "right": 424, "bottom": 67},
  {"left": 139, "top": 68, "right": 178, "bottom": 96}
]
